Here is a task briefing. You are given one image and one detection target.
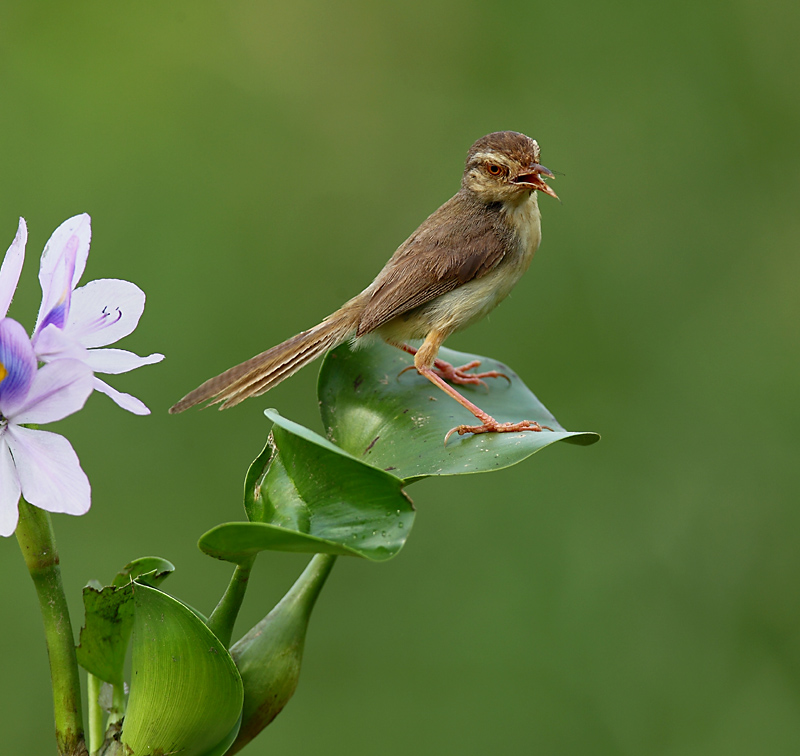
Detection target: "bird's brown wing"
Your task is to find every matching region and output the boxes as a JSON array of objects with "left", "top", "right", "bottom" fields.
[{"left": 356, "top": 195, "right": 510, "bottom": 336}]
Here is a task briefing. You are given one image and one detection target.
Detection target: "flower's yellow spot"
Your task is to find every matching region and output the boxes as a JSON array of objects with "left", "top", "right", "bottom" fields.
[{"left": 0, "top": 360, "right": 6, "bottom": 384}]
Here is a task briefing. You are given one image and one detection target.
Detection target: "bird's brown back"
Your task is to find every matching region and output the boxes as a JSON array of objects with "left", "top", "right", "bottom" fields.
[{"left": 355, "top": 192, "right": 511, "bottom": 336}]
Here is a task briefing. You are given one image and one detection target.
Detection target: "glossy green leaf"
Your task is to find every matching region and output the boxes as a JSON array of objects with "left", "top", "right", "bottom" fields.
[
  {"left": 318, "top": 341, "right": 599, "bottom": 481},
  {"left": 200, "top": 411, "right": 415, "bottom": 562},
  {"left": 121, "top": 583, "right": 243, "bottom": 756}
]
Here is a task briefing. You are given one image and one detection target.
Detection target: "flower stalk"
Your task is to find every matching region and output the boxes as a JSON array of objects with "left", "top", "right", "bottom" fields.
[
  {"left": 86, "top": 673, "right": 103, "bottom": 754},
  {"left": 15, "top": 499, "right": 88, "bottom": 756}
]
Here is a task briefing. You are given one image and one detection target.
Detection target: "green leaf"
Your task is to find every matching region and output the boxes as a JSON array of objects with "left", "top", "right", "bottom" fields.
[
  {"left": 77, "top": 557, "right": 176, "bottom": 684},
  {"left": 243, "top": 437, "right": 275, "bottom": 523},
  {"left": 318, "top": 341, "right": 599, "bottom": 481},
  {"left": 121, "top": 583, "right": 243, "bottom": 756},
  {"left": 110, "top": 556, "right": 175, "bottom": 588},
  {"left": 76, "top": 583, "right": 134, "bottom": 686},
  {"left": 200, "top": 411, "right": 415, "bottom": 562}
]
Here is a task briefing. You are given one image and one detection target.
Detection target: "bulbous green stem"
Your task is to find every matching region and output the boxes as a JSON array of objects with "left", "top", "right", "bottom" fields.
[
  {"left": 15, "top": 499, "right": 88, "bottom": 756},
  {"left": 227, "top": 553, "right": 337, "bottom": 754},
  {"left": 207, "top": 554, "right": 257, "bottom": 648}
]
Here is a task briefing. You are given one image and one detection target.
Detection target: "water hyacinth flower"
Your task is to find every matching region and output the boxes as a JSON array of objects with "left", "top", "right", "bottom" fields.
[
  {"left": 31, "top": 214, "right": 163, "bottom": 415},
  {"left": 0, "top": 317, "right": 93, "bottom": 537}
]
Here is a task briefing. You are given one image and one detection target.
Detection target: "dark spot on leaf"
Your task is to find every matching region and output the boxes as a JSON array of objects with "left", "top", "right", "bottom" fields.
[
  {"left": 384, "top": 466, "right": 397, "bottom": 471},
  {"left": 363, "top": 436, "right": 380, "bottom": 454},
  {"left": 353, "top": 374, "right": 363, "bottom": 390}
]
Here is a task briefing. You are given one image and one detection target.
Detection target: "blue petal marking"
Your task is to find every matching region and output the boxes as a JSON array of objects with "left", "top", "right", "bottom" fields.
[
  {"left": 39, "top": 300, "right": 68, "bottom": 331},
  {"left": 0, "top": 318, "right": 36, "bottom": 407}
]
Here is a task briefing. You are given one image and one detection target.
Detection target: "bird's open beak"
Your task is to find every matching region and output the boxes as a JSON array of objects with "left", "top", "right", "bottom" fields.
[{"left": 513, "top": 164, "right": 559, "bottom": 200}]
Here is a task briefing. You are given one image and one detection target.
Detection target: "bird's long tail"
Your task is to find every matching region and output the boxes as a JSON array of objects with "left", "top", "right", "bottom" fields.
[{"left": 169, "top": 303, "right": 361, "bottom": 413}]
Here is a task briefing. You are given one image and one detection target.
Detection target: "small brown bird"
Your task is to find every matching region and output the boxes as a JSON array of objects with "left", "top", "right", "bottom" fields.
[{"left": 170, "top": 131, "right": 558, "bottom": 440}]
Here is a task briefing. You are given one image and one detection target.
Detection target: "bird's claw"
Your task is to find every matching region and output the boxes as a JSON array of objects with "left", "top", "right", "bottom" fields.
[
  {"left": 443, "top": 419, "right": 553, "bottom": 446},
  {"left": 435, "top": 358, "right": 511, "bottom": 388}
]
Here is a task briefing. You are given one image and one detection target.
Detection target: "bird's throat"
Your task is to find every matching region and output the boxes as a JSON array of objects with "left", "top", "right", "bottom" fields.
[{"left": 500, "top": 192, "right": 542, "bottom": 266}]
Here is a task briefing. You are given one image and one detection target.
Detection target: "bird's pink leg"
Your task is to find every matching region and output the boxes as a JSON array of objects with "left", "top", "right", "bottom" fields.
[{"left": 395, "top": 333, "right": 550, "bottom": 444}]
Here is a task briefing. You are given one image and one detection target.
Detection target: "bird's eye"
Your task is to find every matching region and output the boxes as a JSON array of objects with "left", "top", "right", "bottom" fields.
[{"left": 486, "top": 163, "right": 503, "bottom": 176}]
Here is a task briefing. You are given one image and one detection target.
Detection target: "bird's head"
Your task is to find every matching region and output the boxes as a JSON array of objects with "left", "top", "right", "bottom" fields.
[{"left": 462, "top": 131, "right": 558, "bottom": 204}]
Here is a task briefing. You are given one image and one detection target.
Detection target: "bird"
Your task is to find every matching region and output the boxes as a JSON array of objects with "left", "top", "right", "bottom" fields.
[{"left": 170, "top": 130, "right": 559, "bottom": 442}]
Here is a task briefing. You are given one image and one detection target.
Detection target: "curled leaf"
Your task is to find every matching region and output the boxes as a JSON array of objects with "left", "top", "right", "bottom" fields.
[
  {"left": 121, "top": 584, "right": 243, "bottom": 756},
  {"left": 200, "top": 411, "right": 415, "bottom": 562}
]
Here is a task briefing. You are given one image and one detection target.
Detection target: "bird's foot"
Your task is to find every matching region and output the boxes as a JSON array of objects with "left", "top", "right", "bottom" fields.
[
  {"left": 444, "top": 419, "right": 553, "bottom": 445},
  {"left": 433, "top": 358, "right": 511, "bottom": 388},
  {"left": 399, "top": 358, "right": 510, "bottom": 389}
]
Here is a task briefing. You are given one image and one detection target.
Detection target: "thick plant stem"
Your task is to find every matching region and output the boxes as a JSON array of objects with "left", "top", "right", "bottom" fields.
[
  {"left": 86, "top": 673, "right": 103, "bottom": 755},
  {"left": 208, "top": 554, "right": 257, "bottom": 647},
  {"left": 15, "top": 500, "right": 88, "bottom": 756}
]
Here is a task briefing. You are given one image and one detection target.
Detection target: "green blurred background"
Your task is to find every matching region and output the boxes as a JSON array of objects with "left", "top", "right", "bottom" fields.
[{"left": 1, "top": 0, "right": 798, "bottom": 753}]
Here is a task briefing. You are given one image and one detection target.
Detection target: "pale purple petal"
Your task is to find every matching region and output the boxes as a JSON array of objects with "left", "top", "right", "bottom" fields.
[
  {"left": 34, "top": 214, "right": 91, "bottom": 336},
  {"left": 0, "top": 318, "right": 36, "bottom": 413},
  {"left": 67, "top": 279, "right": 147, "bottom": 348},
  {"left": 4, "top": 426, "right": 90, "bottom": 517},
  {"left": 84, "top": 347, "right": 164, "bottom": 375},
  {"left": 0, "top": 438, "right": 22, "bottom": 537},
  {"left": 93, "top": 376, "right": 151, "bottom": 415},
  {"left": 0, "top": 218, "right": 27, "bottom": 319},
  {"left": 11, "top": 359, "right": 94, "bottom": 425},
  {"left": 39, "top": 214, "right": 91, "bottom": 292},
  {"left": 32, "top": 322, "right": 89, "bottom": 363}
]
